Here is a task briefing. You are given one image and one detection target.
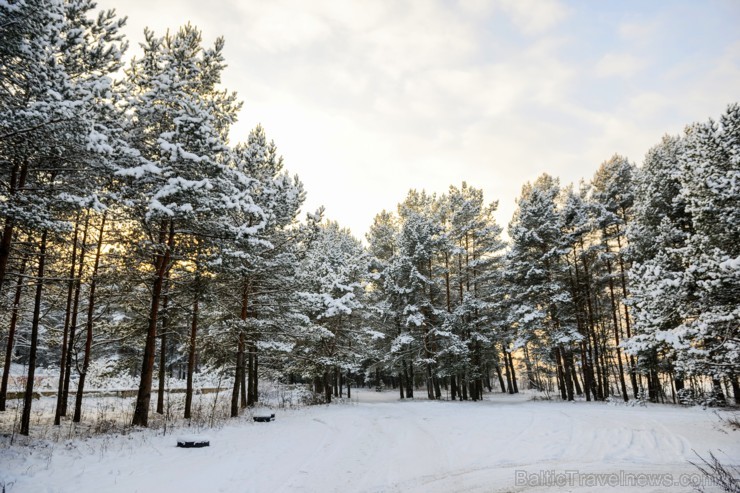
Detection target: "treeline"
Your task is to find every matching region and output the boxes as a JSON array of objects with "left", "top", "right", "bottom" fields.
[
  {"left": 363, "top": 108, "right": 739, "bottom": 407},
  {"left": 1, "top": 1, "right": 738, "bottom": 437}
]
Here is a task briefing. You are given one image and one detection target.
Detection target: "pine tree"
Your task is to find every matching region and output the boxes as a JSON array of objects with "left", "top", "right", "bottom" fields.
[
  {"left": 293, "top": 221, "right": 368, "bottom": 402},
  {"left": 591, "top": 155, "right": 637, "bottom": 401},
  {"left": 625, "top": 135, "right": 690, "bottom": 402},
  {"left": 505, "top": 175, "right": 580, "bottom": 401},
  {"left": 117, "top": 25, "right": 249, "bottom": 427}
]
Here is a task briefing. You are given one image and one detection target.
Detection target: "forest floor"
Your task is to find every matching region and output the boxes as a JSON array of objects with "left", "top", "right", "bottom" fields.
[{"left": 1, "top": 388, "right": 738, "bottom": 493}]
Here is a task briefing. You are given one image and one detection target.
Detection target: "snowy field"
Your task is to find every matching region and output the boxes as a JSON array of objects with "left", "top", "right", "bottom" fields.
[{"left": 1, "top": 389, "right": 738, "bottom": 493}]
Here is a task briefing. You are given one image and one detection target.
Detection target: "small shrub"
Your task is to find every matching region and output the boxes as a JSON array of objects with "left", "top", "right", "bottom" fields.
[{"left": 689, "top": 450, "right": 740, "bottom": 493}]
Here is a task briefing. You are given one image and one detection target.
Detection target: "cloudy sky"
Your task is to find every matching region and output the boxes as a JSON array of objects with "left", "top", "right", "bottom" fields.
[{"left": 98, "top": 0, "right": 740, "bottom": 239}]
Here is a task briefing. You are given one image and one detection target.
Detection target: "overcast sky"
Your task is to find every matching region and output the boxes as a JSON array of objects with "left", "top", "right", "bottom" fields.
[{"left": 98, "top": 0, "right": 740, "bottom": 240}]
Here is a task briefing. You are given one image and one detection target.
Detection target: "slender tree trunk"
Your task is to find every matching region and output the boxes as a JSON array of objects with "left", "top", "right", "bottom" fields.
[
  {"left": 712, "top": 378, "right": 726, "bottom": 405},
  {"left": 504, "top": 355, "right": 514, "bottom": 394},
  {"left": 403, "top": 359, "right": 413, "bottom": 398},
  {"left": 581, "top": 343, "right": 592, "bottom": 401},
  {"left": 426, "top": 363, "right": 434, "bottom": 400},
  {"left": 579, "top": 239, "right": 603, "bottom": 400},
  {"left": 240, "top": 346, "right": 247, "bottom": 409},
  {"left": 522, "top": 343, "right": 536, "bottom": 390},
  {"left": 231, "top": 334, "right": 244, "bottom": 418},
  {"left": 62, "top": 214, "right": 89, "bottom": 416},
  {"left": 494, "top": 361, "right": 506, "bottom": 393},
  {"left": 508, "top": 351, "right": 519, "bottom": 394},
  {"left": 0, "top": 161, "right": 27, "bottom": 294},
  {"left": 237, "top": 280, "right": 250, "bottom": 410},
  {"left": 132, "top": 221, "right": 174, "bottom": 427},
  {"left": 569, "top": 351, "right": 582, "bottom": 396},
  {"left": 730, "top": 375, "right": 740, "bottom": 405},
  {"left": 54, "top": 218, "right": 80, "bottom": 425},
  {"left": 605, "top": 253, "right": 629, "bottom": 402},
  {"left": 252, "top": 351, "right": 259, "bottom": 404},
  {"left": 324, "top": 371, "right": 332, "bottom": 403},
  {"left": 20, "top": 230, "right": 47, "bottom": 436},
  {"left": 184, "top": 288, "right": 199, "bottom": 419},
  {"left": 73, "top": 213, "right": 106, "bottom": 423},
  {"left": 554, "top": 347, "right": 567, "bottom": 400},
  {"left": 433, "top": 371, "right": 441, "bottom": 399},
  {"left": 156, "top": 273, "right": 170, "bottom": 415},
  {"left": 231, "top": 332, "right": 244, "bottom": 418},
  {"left": 0, "top": 256, "right": 27, "bottom": 411},
  {"left": 615, "top": 231, "right": 639, "bottom": 399},
  {"left": 246, "top": 345, "right": 255, "bottom": 407}
]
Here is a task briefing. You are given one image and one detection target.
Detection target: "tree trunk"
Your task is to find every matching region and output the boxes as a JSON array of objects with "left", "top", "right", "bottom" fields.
[
  {"left": 184, "top": 289, "right": 199, "bottom": 419},
  {"left": 132, "top": 221, "right": 174, "bottom": 427},
  {"left": 569, "top": 351, "right": 582, "bottom": 396},
  {"left": 324, "top": 371, "right": 332, "bottom": 403},
  {"left": 62, "top": 214, "right": 89, "bottom": 416},
  {"left": 579, "top": 238, "right": 603, "bottom": 400},
  {"left": 246, "top": 345, "right": 255, "bottom": 407},
  {"left": 0, "top": 160, "right": 27, "bottom": 295},
  {"left": 0, "top": 256, "right": 26, "bottom": 411},
  {"left": 504, "top": 357, "right": 514, "bottom": 395},
  {"left": 156, "top": 273, "right": 170, "bottom": 415},
  {"left": 730, "top": 375, "right": 740, "bottom": 406},
  {"left": 605, "top": 254, "right": 629, "bottom": 402},
  {"left": 404, "top": 359, "right": 413, "bottom": 398},
  {"left": 494, "top": 362, "right": 506, "bottom": 393},
  {"left": 73, "top": 214, "right": 106, "bottom": 423},
  {"left": 240, "top": 346, "right": 247, "bottom": 409},
  {"left": 581, "top": 343, "right": 592, "bottom": 401},
  {"left": 231, "top": 334, "right": 244, "bottom": 418},
  {"left": 711, "top": 378, "right": 726, "bottom": 405},
  {"left": 554, "top": 347, "right": 567, "bottom": 400},
  {"left": 252, "top": 352, "right": 259, "bottom": 404},
  {"left": 615, "top": 231, "right": 639, "bottom": 399},
  {"left": 426, "top": 363, "right": 435, "bottom": 400},
  {"left": 55, "top": 218, "right": 80, "bottom": 425},
  {"left": 507, "top": 351, "right": 519, "bottom": 394},
  {"left": 20, "top": 230, "right": 47, "bottom": 436},
  {"left": 522, "top": 343, "right": 536, "bottom": 390}
]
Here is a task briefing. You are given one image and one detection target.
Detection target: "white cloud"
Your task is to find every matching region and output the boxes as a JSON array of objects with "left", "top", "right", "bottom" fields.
[
  {"left": 618, "top": 20, "right": 658, "bottom": 43},
  {"left": 94, "top": 0, "right": 740, "bottom": 239},
  {"left": 245, "top": 7, "right": 332, "bottom": 53},
  {"left": 495, "top": 0, "right": 570, "bottom": 35},
  {"left": 594, "top": 52, "right": 647, "bottom": 78}
]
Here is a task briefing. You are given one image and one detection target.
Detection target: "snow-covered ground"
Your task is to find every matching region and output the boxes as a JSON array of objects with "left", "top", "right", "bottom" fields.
[{"left": 1, "top": 389, "right": 738, "bottom": 492}]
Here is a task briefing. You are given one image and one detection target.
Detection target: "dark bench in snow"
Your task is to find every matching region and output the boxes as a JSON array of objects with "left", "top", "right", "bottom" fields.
[
  {"left": 253, "top": 413, "right": 275, "bottom": 422},
  {"left": 177, "top": 435, "right": 210, "bottom": 448}
]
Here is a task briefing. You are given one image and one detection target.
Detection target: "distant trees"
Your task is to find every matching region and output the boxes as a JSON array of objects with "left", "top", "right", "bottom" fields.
[
  {"left": 365, "top": 184, "right": 505, "bottom": 401},
  {"left": 294, "top": 221, "right": 368, "bottom": 402}
]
